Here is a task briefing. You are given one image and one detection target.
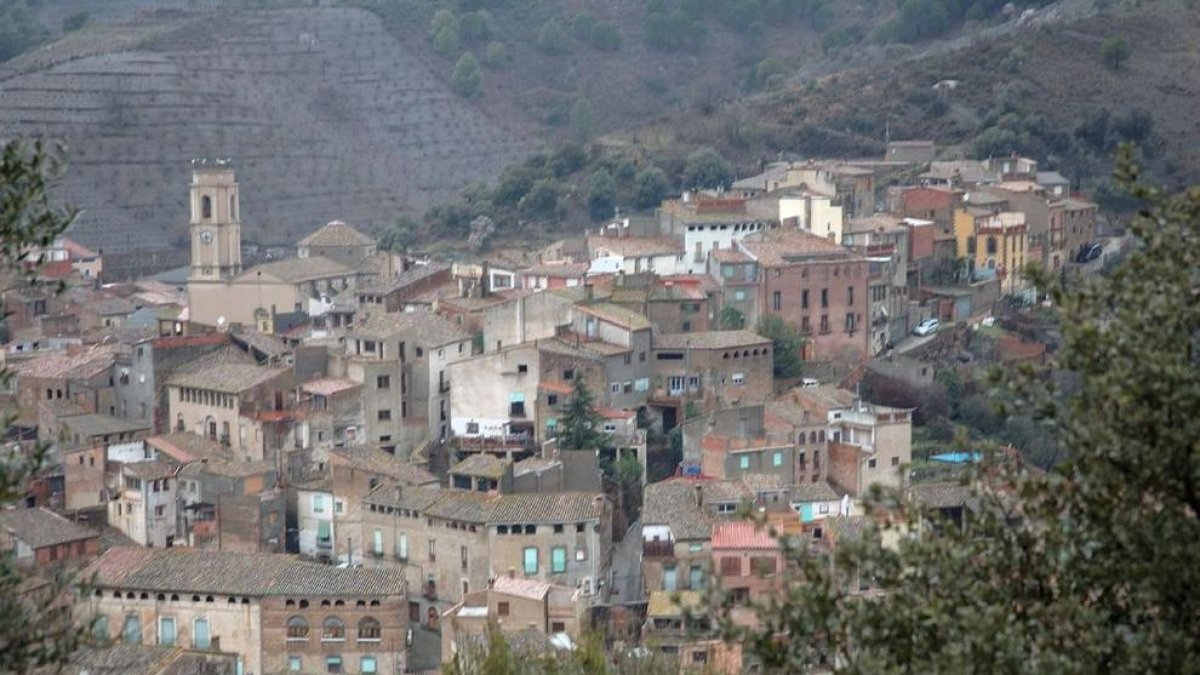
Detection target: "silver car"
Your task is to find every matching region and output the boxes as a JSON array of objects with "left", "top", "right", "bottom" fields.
[{"left": 913, "top": 317, "right": 940, "bottom": 336}]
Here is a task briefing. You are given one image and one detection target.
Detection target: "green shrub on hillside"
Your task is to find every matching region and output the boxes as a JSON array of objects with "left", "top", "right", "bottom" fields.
[
  {"left": 0, "top": 0, "right": 48, "bottom": 62},
  {"left": 450, "top": 52, "right": 483, "bottom": 97}
]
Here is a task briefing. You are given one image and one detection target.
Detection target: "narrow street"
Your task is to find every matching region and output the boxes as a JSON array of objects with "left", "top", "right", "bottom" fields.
[{"left": 610, "top": 520, "right": 644, "bottom": 604}]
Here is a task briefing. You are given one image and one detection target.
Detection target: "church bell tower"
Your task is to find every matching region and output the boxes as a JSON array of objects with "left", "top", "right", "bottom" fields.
[{"left": 188, "top": 158, "right": 242, "bottom": 282}]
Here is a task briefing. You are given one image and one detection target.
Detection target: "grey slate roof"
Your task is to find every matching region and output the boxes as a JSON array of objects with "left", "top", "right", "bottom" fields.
[
  {"left": 653, "top": 330, "right": 770, "bottom": 351},
  {"left": 243, "top": 255, "right": 353, "bottom": 284},
  {"left": 450, "top": 453, "right": 511, "bottom": 481},
  {"left": 349, "top": 309, "right": 470, "bottom": 346},
  {"left": 330, "top": 446, "right": 438, "bottom": 486},
  {"left": 298, "top": 220, "right": 376, "bottom": 248},
  {"left": 363, "top": 485, "right": 606, "bottom": 525},
  {"left": 168, "top": 363, "right": 288, "bottom": 394},
  {"left": 0, "top": 507, "right": 97, "bottom": 549},
  {"left": 643, "top": 478, "right": 751, "bottom": 540},
  {"left": 87, "top": 546, "right": 406, "bottom": 597}
]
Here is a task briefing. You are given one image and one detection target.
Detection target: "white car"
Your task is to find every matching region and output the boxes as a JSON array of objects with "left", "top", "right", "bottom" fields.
[{"left": 913, "top": 317, "right": 940, "bottom": 336}]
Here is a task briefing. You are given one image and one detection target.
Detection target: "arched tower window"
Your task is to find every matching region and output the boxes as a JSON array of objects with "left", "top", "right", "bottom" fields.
[{"left": 201, "top": 195, "right": 212, "bottom": 219}]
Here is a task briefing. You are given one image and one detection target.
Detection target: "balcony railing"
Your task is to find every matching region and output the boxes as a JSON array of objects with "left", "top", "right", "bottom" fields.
[{"left": 643, "top": 540, "right": 675, "bottom": 558}]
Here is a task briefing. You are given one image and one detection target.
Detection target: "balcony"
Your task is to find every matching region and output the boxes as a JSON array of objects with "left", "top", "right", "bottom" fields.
[
  {"left": 643, "top": 540, "right": 675, "bottom": 559},
  {"left": 317, "top": 538, "right": 332, "bottom": 550}
]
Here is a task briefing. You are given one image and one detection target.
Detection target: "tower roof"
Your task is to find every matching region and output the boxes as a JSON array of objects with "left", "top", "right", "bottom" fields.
[{"left": 298, "top": 220, "right": 375, "bottom": 248}]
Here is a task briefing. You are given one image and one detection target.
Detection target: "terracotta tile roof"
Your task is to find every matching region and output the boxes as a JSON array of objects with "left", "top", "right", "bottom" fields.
[
  {"left": 363, "top": 483, "right": 444, "bottom": 512},
  {"left": 825, "top": 515, "right": 869, "bottom": 542},
  {"left": 61, "top": 238, "right": 98, "bottom": 259},
  {"left": 710, "top": 249, "right": 753, "bottom": 263},
  {"left": 740, "top": 473, "right": 787, "bottom": 491},
  {"left": 573, "top": 302, "right": 651, "bottom": 331},
  {"left": 62, "top": 413, "right": 151, "bottom": 439},
  {"left": 486, "top": 492, "right": 606, "bottom": 524},
  {"left": 330, "top": 446, "right": 438, "bottom": 486},
  {"left": 521, "top": 262, "right": 589, "bottom": 278},
  {"left": 653, "top": 330, "right": 770, "bottom": 351},
  {"left": 491, "top": 576, "right": 552, "bottom": 601},
  {"left": 86, "top": 546, "right": 406, "bottom": 597},
  {"left": 538, "top": 380, "right": 575, "bottom": 396},
  {"left": 297, "top": 220, "right": 376, "bottom": 248},
  {"left": 846, "top": 215, "right": 907, "bottom": 235},
  {"left": 167, "top": 363, "right": 288, "bottom": 394},
  {"left": 643, "top": 478, "right": 751, "bottom": 540},
  {"left": 910, "top": 481, "right": 978, "bottom": 509},
  {"left": 231, "top": 331, "right": 290, "bottom": 358},
  {"left": 170, "top": 344, "right": 258, "bottom": 377},
  {"left": 587, "top": 235, "right": 683, "bottom": 259},
  {"left": 12, "top": 346, "right": 117, "bottom": 380},
  {"left": 739, "top": 230, "right": 857, "bottom": 266},
  {"left": 241, "top": 255, "right": 353, "bottom": 284},
  {"left": 777, "top": 384, "right": 856, "bottom": 416},
  {"left": 123, "top": 460, "right": 178, "bottom": 480},
  {"left": 449, "top": 454, "right": 511, "bottom": 481},
  {"left": 178, "top": 458, "right": 276, "bottom": 479},
  {"left": 712, "top": 521, "right": 779, "bottom": 550},
  {"left": 789, "top": 481, "right": 840, "bottom": 502},
  {"left": 597, "top": 407, "right": 635, "bottom": 420},
  {"left": 361, "top": 262, "right": 451, "bottom": 294},
  {"left": 349, "top": 309, "right": 470, "bottom": 346},
  {"left": 0, "top": 507, "right": 97, "bottom": 549},
  {"left": 301, "top": 378, "right": 360, "bottom": 397},
  {"left": 92, "top": 296, "right": 137, "bottom": 316}
]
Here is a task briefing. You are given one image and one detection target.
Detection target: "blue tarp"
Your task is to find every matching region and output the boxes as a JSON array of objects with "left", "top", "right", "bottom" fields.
[{"left": 929, "top": 452, "right": 982, "bottom": 464}]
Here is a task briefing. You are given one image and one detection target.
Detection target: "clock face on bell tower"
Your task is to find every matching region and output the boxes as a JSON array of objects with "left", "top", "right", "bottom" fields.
[{"left": 187, "top": 160, "right": 242, "bottom": 282}]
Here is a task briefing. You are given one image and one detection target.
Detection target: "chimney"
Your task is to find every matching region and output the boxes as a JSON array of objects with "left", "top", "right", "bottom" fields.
[{"left": 694, "top": 484, "right": 703, "bottom": 509}]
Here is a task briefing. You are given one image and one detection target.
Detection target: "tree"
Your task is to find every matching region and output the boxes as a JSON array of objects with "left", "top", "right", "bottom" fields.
[
  {"left": 633, "top": 167, "right": 669, "bottom": 210},
  {"left": 61, "top": 11, "right": 89, "bottom": 33},
  {"left": 0, "top": 139, "right": 83, "bottom": 672},
  {"left": 718, "top": 306, "right": 746, "bottom": 330},
  {"left": 481, "top": 40, "right": 508, "bottom": 68},
  {"left": 536, "top": 19, "right": 570, "bottom": 54},
  {"left": 558, "top": 377, "right": 608, "bottom": 451},
  {"left": 458, "top": 10, "right": 492, "bottom": 42},
  {"left": 377, "top": 215, "right": 417, "bottom": 252},
  {"left": 1101, "top": 36, "right": 1131, "bottom": 70},
  {"left": 733, "top": 147, "right": 1200, "bottom": 672},
  {"left": 519, "top": 178, "right": 559, "bottom": 220},
  {"left": 586, "top": 169, "right": 617, "bottom": 222},
  {"left": 0, "top": 0, "right": 47, "bottom": 61},
  {"left": 683, "top": 146, "right": 733, "bottom": 189},
  {"left": 449, "top": 53, "right": 483, "bottom": 98},
  {"left": 756, "top": 315, "right": 805, "bottom": 380},
  {"left": 568, "top": 97, "right": 594, "bottom": 144}
]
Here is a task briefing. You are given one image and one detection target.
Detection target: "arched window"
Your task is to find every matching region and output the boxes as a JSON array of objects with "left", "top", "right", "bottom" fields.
[
  {"left": 819, "top": 430, "right": 826, "bottom": 443},
  {"left": 286, "top": 616, "right": 309, "bottom": 640},
  {"left": 322, "top": 617, "right": 345, "bottom": 641},
  {"left": 122, "top": 613, "right": 141, "bottom": 644},
  {"left": 809, "top": 431, "right": 817, "bottom": 444},
  {"left": 201, "top": 195, "right": 212, "bottom": 219},
  {"left": 358, "top": 617, "right": 381, "bottom": 641}
]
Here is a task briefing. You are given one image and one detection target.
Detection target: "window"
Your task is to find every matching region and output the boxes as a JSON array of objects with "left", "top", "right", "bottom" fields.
[
  {"left": 377, "top": 409, "right": 391, "bottom": 421},
  {"left": 739, "top": 455, "right": 750, "bottom": 470},
  {"left": 892, "top": 456, "right": 900, "bottom": 466},
  {"left": 719, "top": 557, "right": 742, "bottom": 576},
  {"left": 334, "top": 500, "right": 344, "bottom": 515},
  {"left": 154, "top": 617, "right": 175, "bottom": 646},
  {"left": 848, "top": 286, "right": 854, "bottom": 306},
  {"left": 772, "top": 291, "right": 781, "bottom": 311},
  {"left": 376, "top": 375, "right": 390, "bottom": 389},
  {"left": 429, "top": 539, "right": 436, "bottom": 562},
  {"left": 313, "top": 494, "right": 325, "bottom": 514},
  {"left": 287, "top": 616, "right": 310, "bottom": 640},
  {"left": 289, "top": 656, "right": 302, "bottom": 672},
  {"left": 772, "top": 451, "right": 783, "bottom": 467},
  {"left": 801, "top": 289, "right": 809, "bottom": 309},
  {"left": 523, "top": 547, "right": 538, "bottom": 574},
  {"left": 551, "top": 547, "right": 567, "bottom": 573},
  {"left": 987, "top": 236, "right": 998, "bottom": 254},
  {"left": 461, "top": 545, "right": 469, "bottom": 573},
  {"left": 547, "top": 394, "right": 558, "bottom": 406},
  {"left": 92, "top": 615, "right": 109, "bottom": 642},
  {"left": 397, "top": 534, "right": 408, "bottom": 560},
  {"left": 635, "top": 378, "right": 649, "bottom": 392},
  {"left": 846, "top": 313, "right": 856, "bottom": 333},
  {"left": 509, "top": 393, "right": 525, "bottom": 417},
  {"left": 498, "top": 602, "right": 510, "bottom": 616},
  {"left": 360, "top": 656, "right": 377, "bottom": 674},
  {"left": 552, "top": 621, "right": 566, "bottom": 633},
  {"left": 466, "top": 422, "right": 480, "bottom": 435},
  {"left": 201, "top": 195, "right": 212, "bottom": 219},
  {"left": 821, "top": 288, "right": 829, "bottom": 308},
  {"left": 801, "top": 316, "right": 810, "bottom": 333},
  {"left": 372, "top": 529, "right": 383, "bottom": 555},
  {"left": 734, "top": 290, "right": 745, "bottom": 301},
  {"left": 868, "top": 458, "right": 877, "bottom": 469},
  {"left": 193, "top": 617, "right": 210, "bottom": 649},
  {"left": 820, "top": 315, "right": 829, "bottom": 333},
  {"left": 325, "top": 655, "right": 343, "bottom": 674},
  {"left": 731, "top": 373, "right": 745, "bottom": 385},
  {"left": 517, "top": 363, "right": 528, "bottom": 374},
  {"left": 610, "top": 382, "right": 620, "bottom": 394},
  {"left": 358, "top": 617, "right": 381, "bottom": 641},
  {"left": 122, "top": 614, "right": 142, "bottom": 644},
  {"left": 416, "top": 347, "right": 424, "bottom": 358},
  {"left": 563, "top": 369, "right": 574, "bottom": 380},
  {"left": 322, "top": 617, "right": 345, "bottom": 641}
]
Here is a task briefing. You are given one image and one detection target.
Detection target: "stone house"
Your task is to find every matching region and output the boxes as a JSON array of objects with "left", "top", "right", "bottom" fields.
[
  {"left": 641, "top": 590, "right": 742, "bottom": 670},
  {"left": 296, "top": 221, "right": 378, "bottom": 268},
  {"left": 112, "top": 333, "right": 236, "bottom": 433},
  {"left": 83, "top": 546, "right": 408, "bottom": 675},
  {"left": 11, "top": 345, "right": 120, "bottom": 419},
  {"left": 108, "top": 460, "right": 179, "bottom": 548},
  {"left": 844, "top": 215, "right": 912, "bottom": 351},
  {"left": 295, "top": 377, "right": 363, "bottom": 467},
  {"left": 895, "top": 186, "right": 958, "bottom": 260},
  {"left": 344, "top": 309, "right": 472, "bottom": 450},
  {"left": 586, "top": 231, "right": 686, "bottom": 277},
  {"left": 657, "top": 196, "right": 773, "bottom": 275},
  {"left": 953, "top": 208, "right": 1029, "bottom": 294},
  {"left": 641, "top": 478, "right": 753, "bottom": 595},
  {"left": 441, "top": 576, "right": 585, "bottom": 665},
  {"left": 356, "top": 263, "right": 452, "bottom": 313},
  {"left": 517, "top": 261, "right": 589, "bottom": 291},
  {"left": 707, "top": 248, "right": 761, "bottom": 329},
  {"left": 360, "top": 486, "right": 612, "bottom": 625},
  {"left": 650, "top": 330, "right": 773, "bottom": 423},
  {"left": 175, "top": 457, "right": 285, "bottom": 554},
  {"left": 166, "top": 363, "right": 295, "bottom": 461},
  {"left": 0, "top": 506, "right": 100, "bottom": 566},
  {"left": 740, "top": 230, "right": 870, "bottom": 364}
]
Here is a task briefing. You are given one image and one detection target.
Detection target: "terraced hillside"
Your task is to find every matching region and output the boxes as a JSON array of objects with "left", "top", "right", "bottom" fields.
[{"left": 0, "top": 8, "right": 529, "bottom": 263}]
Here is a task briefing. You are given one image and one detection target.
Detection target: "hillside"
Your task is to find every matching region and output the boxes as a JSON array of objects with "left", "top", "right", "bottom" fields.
[{"left": 0, "top": 7, "right": 529, "bottom": 261}]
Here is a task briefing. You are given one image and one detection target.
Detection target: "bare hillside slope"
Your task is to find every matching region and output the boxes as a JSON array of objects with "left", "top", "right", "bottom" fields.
[{"left": 0, "top": 8, "right": 529, "bottom": 256}]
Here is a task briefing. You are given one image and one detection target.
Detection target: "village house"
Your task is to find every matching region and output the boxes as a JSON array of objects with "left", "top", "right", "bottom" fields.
[
  {"left": 953, "top": 207, "right": 1030, "bottom": 294},
  {"left": 650, "top": 331, "right": 773, "bottom": 425},
  {"left": 844, "top": 215, "right": 912, "bottom": 352},
  {"left": 344, "top": 309, "right": 473, "bottom": 448},
  {"left": 707, "top": 248, "right": 761, "bottom": 329},
  {"left": 111, "top": 333, "right": 237, "bottom": 433},
  {"left": 711, "top": 521, "right": 784, "bottom": 602},
  {"left": 45, "top": 644, "right": 240, "bottom": 675},
  {"left": 586, "top": 228, "right": 686, "bottom": 277},
  {"left": 893, "top": 185, "right": 958, "bottom": 260},
  {"left": 608, "top": 275, "right": 715, "bottom": 335},
  {"left": 166, "top": 362, "right": 295, "bottom": 461},
  {"left": 296, "top": 220, "right": 378, "bottom": 268},
  {"left": 441, "top": 576, "right": 585, "bottom": 665},
  {"left": 360, "top": 485, "right": 612, "bottom": 626},
  {"left": 740, "top": 230, "right": 870, "bottom": 364},
  {"left": 83, "top": 546, "right": 408, "bottom": 675},
  {"left": 9, "top": 344, "right": 121, "bottom": 418},
  {"left": 641, "top": 590, "right": 742, "bottom": 671},
  {"left": 657, "top": 196, "right": 774, "bottom": 275},
  {"left": 108, "top": 460, "right": 179, "bottom": 548},
  {"left": 175, "top": 456, "right": 285, "bottom": 554},
  {"left": 356, "top": 263, "right": 452, "bottom": 313},
  {"left": 0, "top": 506, "right": 100, "bottom": 566},
  {"left": 294, "top": 377, "right": 363, "bottom": 466},
  {"left": 641, "top": 477, "right": 753, "bottom": 595},
  {"left": 517, "top": 261, "right": 589, "bottom": 291}
]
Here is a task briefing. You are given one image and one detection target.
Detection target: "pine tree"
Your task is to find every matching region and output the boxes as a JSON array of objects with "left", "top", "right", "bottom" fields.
[{"left": 558, "top": 377, "right": 607, "bottom": 451}]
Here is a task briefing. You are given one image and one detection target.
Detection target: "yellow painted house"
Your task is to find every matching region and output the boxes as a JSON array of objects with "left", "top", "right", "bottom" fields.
[{"left": 953, "top": 207, "right": 1029, "bottom": 294}]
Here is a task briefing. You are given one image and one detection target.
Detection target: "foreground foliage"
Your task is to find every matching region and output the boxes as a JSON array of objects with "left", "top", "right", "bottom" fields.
[{"left": 730, "top": 146, "right": 1200, "bottom": 672}]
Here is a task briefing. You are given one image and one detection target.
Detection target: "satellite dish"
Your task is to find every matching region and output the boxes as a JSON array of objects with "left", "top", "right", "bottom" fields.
[{"left": 217, "top": 316, "right": 227, "bottom": 327}]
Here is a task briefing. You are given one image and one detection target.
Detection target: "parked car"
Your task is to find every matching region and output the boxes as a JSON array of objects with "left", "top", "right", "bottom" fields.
[
  {"left": 913, "top": 317, "right": 940, "bottom": 336},
  {"left": 1076, "top": 242, "right": 1103, "bottom": 263}
]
